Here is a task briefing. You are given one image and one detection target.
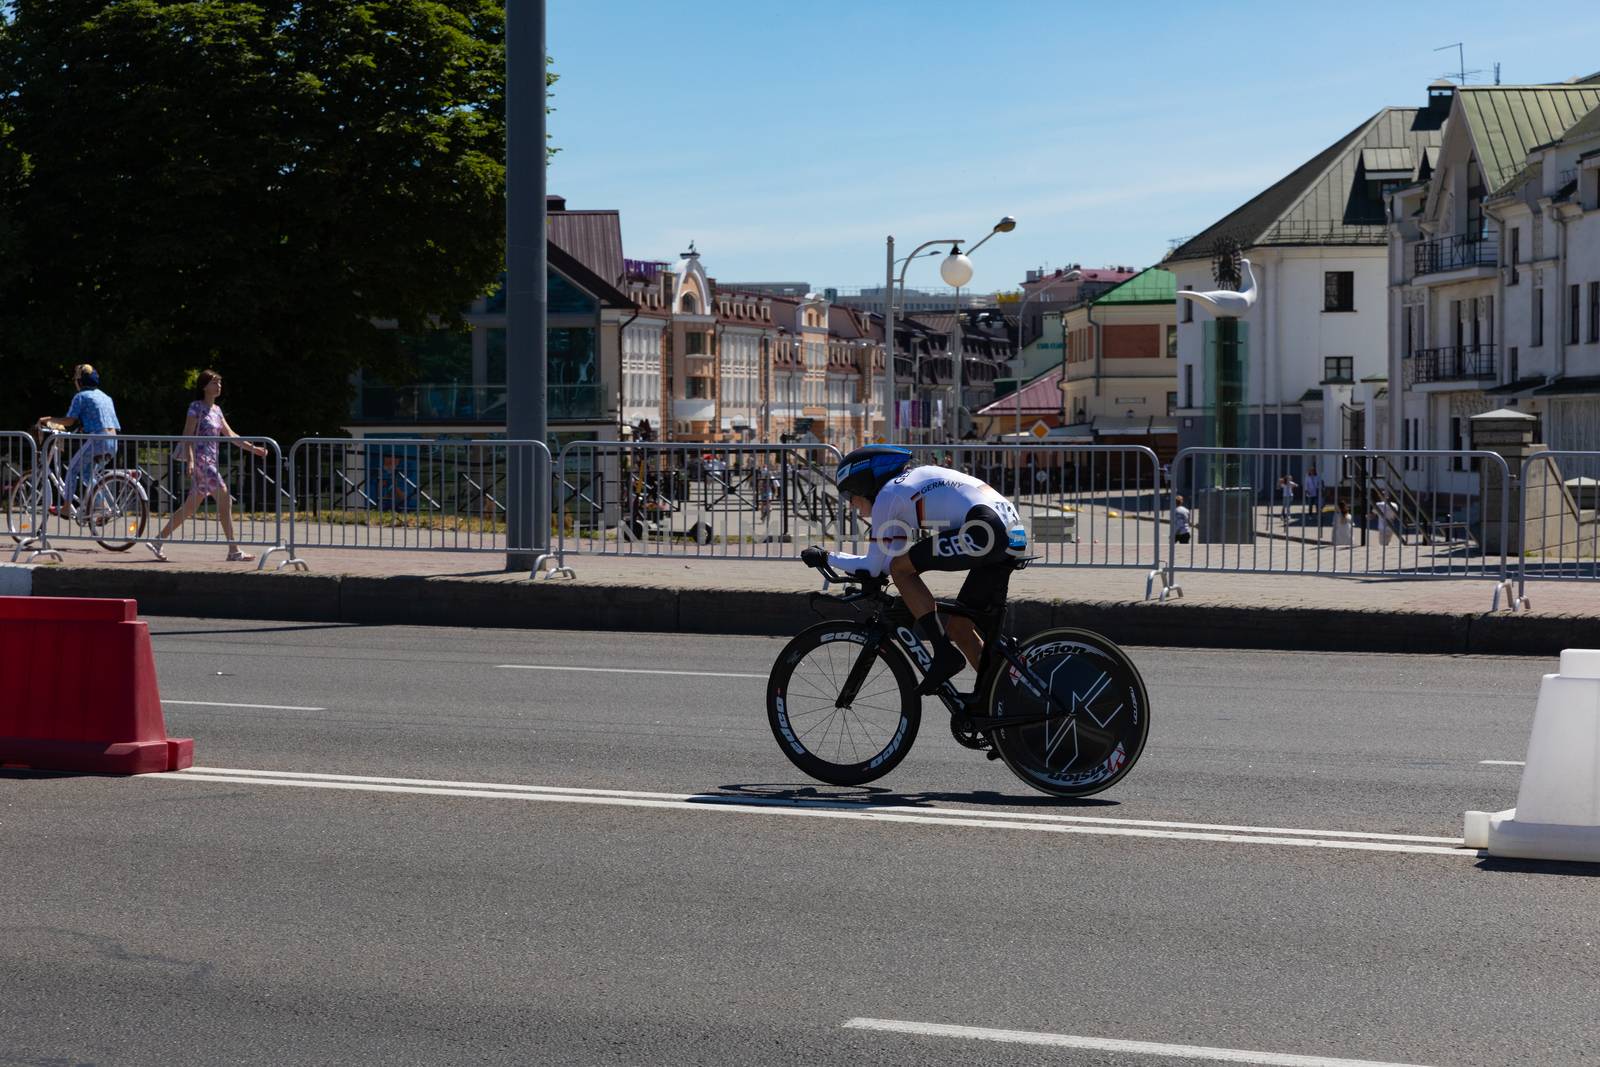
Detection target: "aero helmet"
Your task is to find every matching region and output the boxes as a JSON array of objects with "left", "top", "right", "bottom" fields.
[{"left": 835, "top": 445, "right": 912, "bottom": 500}]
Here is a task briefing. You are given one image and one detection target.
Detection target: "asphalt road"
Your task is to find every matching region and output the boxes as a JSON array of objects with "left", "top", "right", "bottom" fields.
[{"left": 2, "top": 618, "right": 1594, "bottom": 1067}]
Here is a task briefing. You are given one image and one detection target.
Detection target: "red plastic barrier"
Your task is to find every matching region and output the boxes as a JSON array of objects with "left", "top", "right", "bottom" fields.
[{"left": 0, "top": 596, "right": 193, "bottom": 773}]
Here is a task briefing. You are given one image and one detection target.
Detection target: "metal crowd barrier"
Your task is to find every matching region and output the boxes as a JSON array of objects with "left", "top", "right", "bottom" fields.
[
  {"left": 10, "top": 431, "right": 289, "bottom": 567},
  {"left": 551, "top": 441, "right": 847, "bottom": 574},
  {"left": 888, "top": 443, "right": 1164, "bottom": 591},
  {"left": 1, "top": 430, "right": 40, "bottom": 553},
  {"left": 1513, "top": 450, "right": 1600, "bottom": 610},
  {"left": 1161, "top": 447, "right": 1515, "bottom": 608},
  {"left": 283, "top": 437, "right": 553, "bottom": 573}
]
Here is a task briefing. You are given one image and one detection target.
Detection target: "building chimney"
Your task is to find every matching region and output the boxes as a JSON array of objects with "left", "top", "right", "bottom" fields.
[
  {"left": 547, "top": 194, "right": 568, "bottom": 211},
  {"left": 1427, "top": 80, "right": 1455, "bottom": 116}
]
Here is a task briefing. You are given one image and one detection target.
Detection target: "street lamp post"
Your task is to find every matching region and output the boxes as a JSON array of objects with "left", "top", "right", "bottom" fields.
[{"left": 883, "top": 216, "right": 1014, "bottom": 444}]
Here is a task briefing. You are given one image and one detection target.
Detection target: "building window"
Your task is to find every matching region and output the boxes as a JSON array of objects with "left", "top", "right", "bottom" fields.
[
  {"left": 1509, "top": 228, "right": 1520, "bottom": 285},
  {"left": 1451, "top": 416, "right": 1465, "bottom": 471},
  {"left": 1324, "top": 356, "right": 1353, "bottom": 383},
  {"left": 1533, "top": 288, "right": 1544, "bottom": 346},
  {"left": 1184, "top": 364, "right": 1194, "bottom": 408},
  {"left": 686, "top": 377, "right": 711, "bottom": 399},
  {"left": 1571, "top": 285, "right": 1582, "bottom": 345},
  {"left": 681, "top": 293, "right": 697, "bottom": 314},
  {"left": 1166, "top": 391, "right": 1178, "bottom": 416},
  {"left": 685, "top": 331, "right": 707, "bottom": 356},
  {"left": 1450, "top": 300, "right": 1463, "bottom": 349},
  {"left": 1182, "top": 287, "right": 1193, "bottom": 323},
  {"left": 1590, "top": 282, "right": 1600, "bottom": 344},
  {"left": 1323, "top": 271, "right": 1354, "bottom": 312},
  {"left": 1165, "top": 325, "right": 1177, "bottom": 358},
  {"left": 1404, "top": 305, "right": 1414, "bottom": 357},
  {"left": 1509, "top": 346, "right": 1519, "bottom": 382}
]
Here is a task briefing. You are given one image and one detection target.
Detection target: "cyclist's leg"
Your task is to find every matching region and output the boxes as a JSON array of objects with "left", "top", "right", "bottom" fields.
[
  {"left": 63, "top": 446, "right": 96, "bottom": 512},
  {"left": 897, "top": 507, "right": 1008, "bottom": 690}
]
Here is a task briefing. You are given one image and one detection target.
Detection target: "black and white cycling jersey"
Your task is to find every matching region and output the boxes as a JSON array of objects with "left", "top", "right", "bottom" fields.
[{"left": 827, "top": 465, "right": 1025, "bottom": 577}]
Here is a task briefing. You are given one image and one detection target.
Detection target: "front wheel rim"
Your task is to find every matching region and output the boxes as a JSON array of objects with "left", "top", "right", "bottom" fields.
[{"left": 776, "top": 640, "right": 908, "bottom": 769}]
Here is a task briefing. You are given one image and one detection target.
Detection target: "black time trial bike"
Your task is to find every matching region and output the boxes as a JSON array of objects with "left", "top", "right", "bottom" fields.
[{"left": 766, "top": 557, "right": 1149, "bottom": 798}]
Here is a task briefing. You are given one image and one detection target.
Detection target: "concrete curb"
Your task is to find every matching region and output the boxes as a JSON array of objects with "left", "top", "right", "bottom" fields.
[{"left": 21, "top": 564, "right": 1595, "bottom": 656}]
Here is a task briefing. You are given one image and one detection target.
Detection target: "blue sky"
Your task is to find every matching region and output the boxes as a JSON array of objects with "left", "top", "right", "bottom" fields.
[{"left": 548, "top": 1, "right": 1600, "bottom": 293}]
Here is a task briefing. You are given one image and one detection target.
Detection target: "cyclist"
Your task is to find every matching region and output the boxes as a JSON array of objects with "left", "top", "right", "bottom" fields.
[
  {"left": 802, "top": 445, "right": 1026, "bottom": 694},
  {"left": 37, "top": 364, "right": 120, "bottom": 515}
]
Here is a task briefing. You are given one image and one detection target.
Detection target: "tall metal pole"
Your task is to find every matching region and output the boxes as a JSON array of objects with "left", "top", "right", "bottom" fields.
[
  {"left": 948, "top": 289, "right": 962, "bottom": 442},
  {"left": 884, "top": 236, "right": 896, "bottom": 444},
  {"left": 506, "top": 0, "right": 548, "bottom": 571}
]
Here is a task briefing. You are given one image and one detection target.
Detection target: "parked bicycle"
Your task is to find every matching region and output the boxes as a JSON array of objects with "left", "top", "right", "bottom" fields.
[
  {"left": 767, "top": 557, "right": 1149, "bottom": 798},
  {"left": 5, "top": 428, "right": 149, "bottom": 551}
]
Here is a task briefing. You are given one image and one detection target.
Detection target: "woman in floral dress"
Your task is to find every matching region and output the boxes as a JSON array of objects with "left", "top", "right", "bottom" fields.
[{"left": 147, "top": 370, "right": 268, "bottom": 562}]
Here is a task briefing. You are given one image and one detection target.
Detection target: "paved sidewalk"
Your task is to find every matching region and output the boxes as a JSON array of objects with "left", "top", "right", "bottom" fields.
[{"left": 10, "top": 536, "right": 1587, "bottom": 616}]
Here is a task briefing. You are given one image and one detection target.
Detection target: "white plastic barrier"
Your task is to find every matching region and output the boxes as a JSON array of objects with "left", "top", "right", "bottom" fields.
[{"left": 1465, "top": 649, "right": 1600, "bottom": 862}]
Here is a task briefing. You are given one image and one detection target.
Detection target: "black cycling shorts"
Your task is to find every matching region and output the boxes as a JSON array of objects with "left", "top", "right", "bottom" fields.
[{"left": 904, "top": 504, "right": 1016, "bottom": 611}]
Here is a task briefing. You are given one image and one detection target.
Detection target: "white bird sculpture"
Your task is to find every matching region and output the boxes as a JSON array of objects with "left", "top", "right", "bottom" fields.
[{"left": 1181, "top": 258, "right": 1257, "bottom": 318}]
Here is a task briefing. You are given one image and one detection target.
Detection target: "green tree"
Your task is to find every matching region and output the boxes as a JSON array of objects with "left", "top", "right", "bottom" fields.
[{"left": 0, "top": 0, "right": 509, "bottom": 440}]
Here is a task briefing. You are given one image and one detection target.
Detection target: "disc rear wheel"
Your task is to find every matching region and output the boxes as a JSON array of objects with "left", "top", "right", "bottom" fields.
[
  {"left": 985, "top": 627, "right": 1149, "bottom": 798},
  {"left": 767, "top": 622, "right": 920, "bottom": 786}
]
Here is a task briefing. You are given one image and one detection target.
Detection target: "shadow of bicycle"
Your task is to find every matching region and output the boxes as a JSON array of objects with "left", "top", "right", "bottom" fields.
[{"left": 701, "top": 781, "right": 1119, "bottom": 810}]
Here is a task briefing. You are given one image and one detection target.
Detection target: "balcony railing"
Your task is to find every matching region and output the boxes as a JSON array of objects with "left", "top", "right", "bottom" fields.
[
  {"left": 1407, "top": 344, "right": 1497, "bottom": 385},
  {"left": 353, "top": 382, "right": 605, "bottom": 423},
  {"left": 1413, "top": 234, "right": 1496, "bottom": 276}
]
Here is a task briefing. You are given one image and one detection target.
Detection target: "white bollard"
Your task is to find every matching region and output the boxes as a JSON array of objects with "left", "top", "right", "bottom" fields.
[{"left": 1464, "top": 649, "right": 1600, "bottom": 862}]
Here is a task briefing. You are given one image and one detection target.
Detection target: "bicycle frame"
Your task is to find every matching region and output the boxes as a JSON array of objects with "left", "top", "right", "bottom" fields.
[{"left": 817, "top": 572, "right": 1115, "bottom": 747}]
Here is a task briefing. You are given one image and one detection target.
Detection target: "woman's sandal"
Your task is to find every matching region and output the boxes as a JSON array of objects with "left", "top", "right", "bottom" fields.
[
  {"left": 226, "top": 549, "right": 256, "bottom": 563},
  {"left": 146, "top": 541, "right": 168, "bottom": 562}
]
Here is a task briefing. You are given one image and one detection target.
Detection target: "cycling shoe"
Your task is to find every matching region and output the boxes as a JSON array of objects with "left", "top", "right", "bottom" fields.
[{"left": 916, "top": 643, "right": 968, "bottom": 695}]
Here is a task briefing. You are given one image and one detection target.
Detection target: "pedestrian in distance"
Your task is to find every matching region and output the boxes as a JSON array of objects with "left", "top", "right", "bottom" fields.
[
  {"left": 1277, "top": 474, "right": 1298, "bottom": 525},
  {"left": 146, "top": 370, "right": 268, "bottom": 563},
  {"left": 37, "top": 363, "right": 120, "bottom": 512},
  {"left": 1371, "top": 491, "right": 1401, "bottom": 548},
  {"left": 1171, "top": 494, "right": 1192, "bottom": 545},
  {"left": 1302, "top": 464, "right": 1323, "bottom": 515},
  {"left": 1332, "top": 500, "right": 1354, "bottom": 547}
]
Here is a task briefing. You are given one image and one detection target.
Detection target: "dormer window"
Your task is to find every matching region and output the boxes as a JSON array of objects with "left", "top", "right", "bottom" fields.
[{"left": 681, "top": 293, "right": 697, "bottom": 314}]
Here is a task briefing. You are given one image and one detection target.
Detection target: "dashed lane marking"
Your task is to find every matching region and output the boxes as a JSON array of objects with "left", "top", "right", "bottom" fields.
[
  {"left": 842, "top": 1018, "right": 1437, "bottom": 1067},
  {"left": 495, "top": 664, "right": 766, "bottom": 679},
  {"left": 164, "top": 700, "right": 327, "bottom": 712}
]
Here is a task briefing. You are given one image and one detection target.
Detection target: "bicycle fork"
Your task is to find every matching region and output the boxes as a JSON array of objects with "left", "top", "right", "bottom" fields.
[{"left": 835, "top": 625, "right": 890, "bottom": 709}]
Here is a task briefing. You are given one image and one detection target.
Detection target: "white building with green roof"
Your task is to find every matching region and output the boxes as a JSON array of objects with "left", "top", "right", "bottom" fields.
[
  {"left": 1389, "top": 80, "right": 1600, "bottom": 461},
  {"left": 1166, "top": 88, "right": 1448, "bottom": 456}
]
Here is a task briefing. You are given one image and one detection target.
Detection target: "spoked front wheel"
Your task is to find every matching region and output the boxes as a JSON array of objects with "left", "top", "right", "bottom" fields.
[
  {"left": 86, "top": 472, "right": 148, "bottom": 551},
  {"left": 985, "top": 627, "right": 1149, "bottom": 798},
  {"left": 767, "top": 622, "right": 920, "bottom": 786}
]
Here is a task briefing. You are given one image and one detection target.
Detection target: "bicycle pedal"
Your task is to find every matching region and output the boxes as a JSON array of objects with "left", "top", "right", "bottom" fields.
[{"left": 985, "top": 748, "right": 1003, "bottom": 761}]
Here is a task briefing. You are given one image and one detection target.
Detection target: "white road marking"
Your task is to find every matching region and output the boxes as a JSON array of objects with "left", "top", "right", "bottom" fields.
[
  {"left": 171, "top": 767, "right": 1460, "bottom": 844},
  {"left": 164, "top": 700, "right": 326, "bottom": 712},
  {"left": 495, "top": 664, "right": 766, "bottom": 679},
  {"left": 149, "top": 767, "right": 1474, "bottom": 857},
  {"left": 1478, "top": 760, "right": 1525, "bottom": 766},
  {"left": 842, "top": 1018, "right": 1436, "bottom": 1067}
]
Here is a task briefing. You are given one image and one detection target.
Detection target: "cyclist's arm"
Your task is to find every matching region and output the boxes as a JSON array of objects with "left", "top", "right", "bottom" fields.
[{"left": 827, "top": 492, "right": 911, "bottom": 577}]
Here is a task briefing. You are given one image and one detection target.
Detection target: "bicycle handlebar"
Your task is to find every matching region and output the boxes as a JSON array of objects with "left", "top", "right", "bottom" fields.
[{"left": 803, "top": 553, "right": 887, "bottom": 592}]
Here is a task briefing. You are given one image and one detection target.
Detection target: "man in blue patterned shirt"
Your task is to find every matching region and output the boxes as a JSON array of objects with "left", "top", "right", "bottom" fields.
[{"left": 38, "top": 364, "right": 121, "bottom": 511}]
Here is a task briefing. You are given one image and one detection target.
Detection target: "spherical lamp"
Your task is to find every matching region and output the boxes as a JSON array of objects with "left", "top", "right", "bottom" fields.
[{"left": 939, "top": 248, "right": 974, "bottom": 288}]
